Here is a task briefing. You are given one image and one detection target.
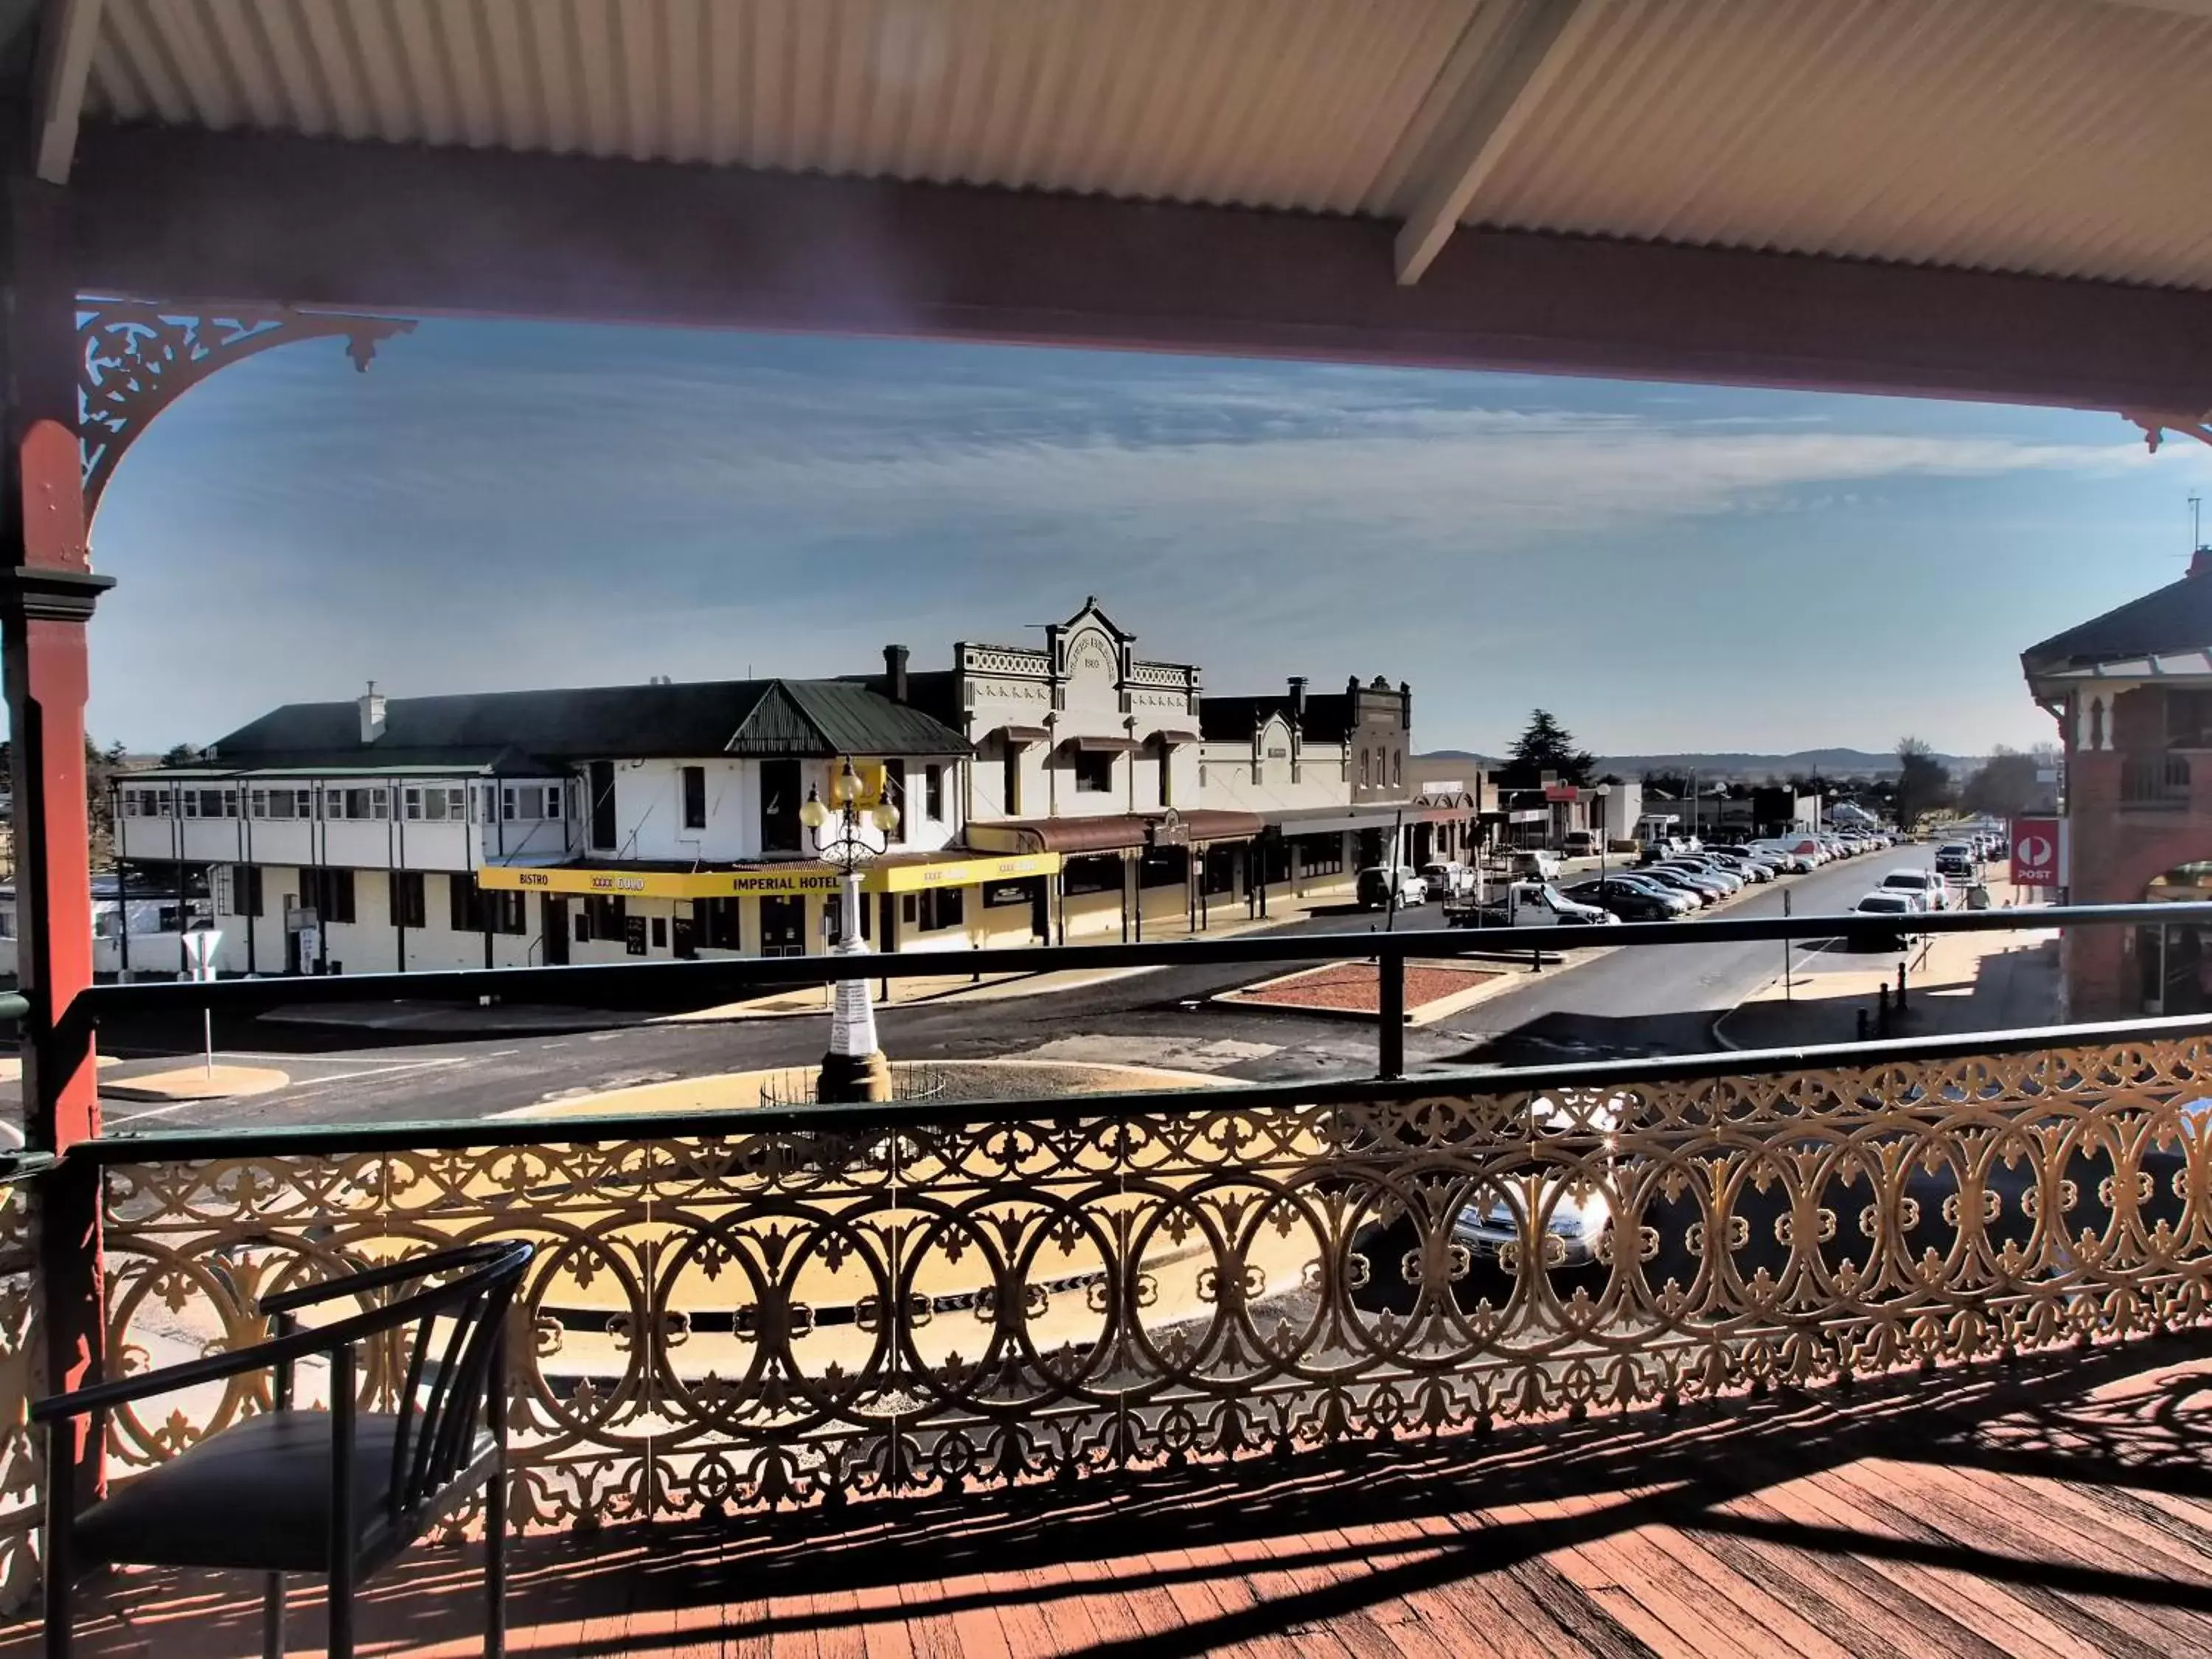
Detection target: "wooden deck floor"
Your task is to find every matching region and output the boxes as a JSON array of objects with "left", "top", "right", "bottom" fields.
[{"left": 16, "top": 1338, "right": 2212, "bottom": 1658}]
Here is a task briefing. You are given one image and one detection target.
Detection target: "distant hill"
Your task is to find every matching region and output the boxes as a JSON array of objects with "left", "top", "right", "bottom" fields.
[{"left": 1419, "top": 748, "right": 1980, "bottom": 779}]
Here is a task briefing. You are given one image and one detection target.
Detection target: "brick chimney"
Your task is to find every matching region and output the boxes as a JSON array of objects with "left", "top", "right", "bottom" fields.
[
  {"left": 1399, "top": 679, "right": 1413, "bottom": 730},
  {"left": 1287, "top": 675, "right": 1307, "bottom": 722},
  {"left": 2191, "top": 547, "right": 2212, "bottom": 579},
  {"left": 358, "top": 681, "right": 386, "bottom": 744},
  {"left": 883, "top": 643, "right": 910, "bottom": 703}
]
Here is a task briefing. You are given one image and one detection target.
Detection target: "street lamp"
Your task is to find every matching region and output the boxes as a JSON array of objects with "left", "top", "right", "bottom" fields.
[
  {"left": 1596, "top": 782, "right": 1613, "bottom": 885},
  {"left": 800, "top": 758, "right": 900, "bottom": 1102}
]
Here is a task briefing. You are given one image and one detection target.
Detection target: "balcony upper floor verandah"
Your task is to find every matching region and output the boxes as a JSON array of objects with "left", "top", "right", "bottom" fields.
[{"left": 5, "top": 908, "right": 2212, "bottom": 1653}]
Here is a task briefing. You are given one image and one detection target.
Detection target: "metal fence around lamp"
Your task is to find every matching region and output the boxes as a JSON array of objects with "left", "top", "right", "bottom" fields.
[{"left": 799, "top": 760, "right": 900, "bottom": 1102}]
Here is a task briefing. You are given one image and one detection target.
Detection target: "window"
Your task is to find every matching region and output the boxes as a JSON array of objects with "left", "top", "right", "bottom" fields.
[
  {"left": 1002, "top": 743, "right": 1023, "bottom": 815},
  {"left": 1074, "top": 751, "right": 1114, "bottom": 794},
  {"left": 582, "top": 893, "right": 625, "bottom": 940},
  {"left": 759, "top": 759, "right": 800, "bottom": 854},
  {"left": 153, "top": 787, "right": 173, "bottom": 818},
  {"left": 588, "top": 760, "right": 617, "bottom": 849},
  {"left": 182, "top": 790, "right": 198, "bottom": 818},
  {"left": 1204, "top": 845, "right": 1237, "bottom": 895},
  {"left": 264, "top": 788, "right": 292, "bottom": 820},
  {"left": 122, "top": 791, "right": 139, "bottom": 818},
  {"left": 650, "top": 915, "right": 668, "bottom": 948},
  {"left": 341, "top": 787, "right": 373, "bottom": 820},
  {"left": 1157, "top": 743, "right": 1173, "bottom": 807},
  {"left": 223, "top": 789, "right": 240, "bottom": 818},
  {"left": 224, "top": 865, "right": 263, "bottom": 918},
  {"left": 682, "top": 765, "right": 708, "bottom": 830},
  {"left": 1393, "top": 751, "right": 1403, "bottom": 788},
  {"left": 450, "top": 873, "right": 482, "bottom": 933},
  {"left": 392, "top": 870, "right": 427, "bottom": 929},
  {"left": 303, "top": 867, "right": 355, "bottom": 925},
  {"left": 698, "top": 897, "right": 741, "bottom": 951},
  {"left": 501, "top": 787, "right": 518, "bottom": 821},
  {"left": 1358, "top": 750, "right": 1370, "bottom": 787},
  {"left": 883, "top": 759, "right": 907, "bottom": 833},
  {"left": 918, "top": 886, "right": 964, "bottom": 931},
  {"left": 1139, "top": 846, "right": 1187, "bottom": 889},
  {"left": 1063, "top": 855, "right": 1121, "bottom": 896},
  {"left": 403, "top": 785, "right": 465, "bottom": 822},
  {"left": 543, "top": 783, "right": 563, "bottom": 822},
  {"left": 924, "top": 764, "right": 944, "bottom": 821},
  {"left": 1296, "top": 835, "right": 1345, "bottom": 877},
  {"left": 198, "top": 789, "right": 225, "bottom": 818}
]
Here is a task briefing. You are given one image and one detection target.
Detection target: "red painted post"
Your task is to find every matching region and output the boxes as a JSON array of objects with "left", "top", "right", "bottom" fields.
[{"left": 3, "top": 177, "right": 112, "bottom": 1512}]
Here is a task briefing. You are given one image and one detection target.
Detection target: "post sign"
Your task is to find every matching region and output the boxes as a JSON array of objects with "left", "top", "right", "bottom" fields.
[
  {"left": 2011, "top": 818, "right": 2061, "bottom": 887},
  {"left": 1543, "top": 785, "right": 1579, "bottom": 802}
]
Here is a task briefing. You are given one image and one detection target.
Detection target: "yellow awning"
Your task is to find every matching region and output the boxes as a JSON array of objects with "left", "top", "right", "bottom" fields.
[{"left": 476, "top": 851, "right": 1062, "bottom": 901}]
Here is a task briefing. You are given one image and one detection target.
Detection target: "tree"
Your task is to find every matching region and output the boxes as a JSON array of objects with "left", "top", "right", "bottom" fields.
[
  {"left": 160, "top": 742, "right": 204, "bottom": 768},
  {"left": 1960, "top": 745, "right": 2043, "bottom": 819},
  {"left": 1893, "top": 736, "right": 1955, "bottom": 830},
  {"left": 1503, "top": 709, "right": 1595, "bottom": 787}
]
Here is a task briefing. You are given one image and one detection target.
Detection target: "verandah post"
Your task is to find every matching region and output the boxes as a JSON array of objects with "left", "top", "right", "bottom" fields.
[{"left": 3, "top": 175, "right": 111, "bottom": 1520}]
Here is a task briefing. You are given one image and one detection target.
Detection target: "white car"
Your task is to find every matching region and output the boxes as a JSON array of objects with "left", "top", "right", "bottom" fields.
[
  {"left": 1855, "top": 890, "right": 1924, "bottom": 916},
  {"left": 1878, "top": 868, "right": 1949, "bottom": 911}
]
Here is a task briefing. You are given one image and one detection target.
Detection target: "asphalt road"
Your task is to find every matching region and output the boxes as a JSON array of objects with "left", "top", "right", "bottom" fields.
[{"left": 69, "top": 848, "right": 1935, "bottom": 1134}]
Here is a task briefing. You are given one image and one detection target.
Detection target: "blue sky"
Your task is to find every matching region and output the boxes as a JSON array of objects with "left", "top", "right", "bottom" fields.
[{"left": 80, "top": 318, "right": 2212, "bottom": 758}]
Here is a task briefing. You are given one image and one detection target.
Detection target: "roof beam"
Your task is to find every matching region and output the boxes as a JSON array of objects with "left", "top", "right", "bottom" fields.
[
  {"left": 58, "top": 124, "right": 2212, "bottom": 417},
  {"left": 31, "top": 0, "right": 105, "bottom": 184},
  {"left": 1394, "top": 0, "right": 1606, "bottom": 286}
]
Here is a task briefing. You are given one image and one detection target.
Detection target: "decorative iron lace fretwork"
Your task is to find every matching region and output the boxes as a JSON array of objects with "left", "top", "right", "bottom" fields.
[
  {"left": 91, "top": 1031, "right": 2212, "bottom": 1531},
  {"left": 78, "top": 305, "right": 415, "bottom": 518}
]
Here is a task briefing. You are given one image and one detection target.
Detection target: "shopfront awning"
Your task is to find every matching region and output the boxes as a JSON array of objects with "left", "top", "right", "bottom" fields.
[
  {"left": 991, "top": 725, "right": 1051, "bottom": 747},
  {"left": 1062, "top": 734, "right": 1141, "bottom": 754},
  {"left": 1151, "top": 730, "right": 1201, "bottom": 746},
  {"left": 477, "top": 850, "right": 1066, "bottom": 899},
  {"left": 968, "top": 810, "right": 1265, "bottom": 856}
]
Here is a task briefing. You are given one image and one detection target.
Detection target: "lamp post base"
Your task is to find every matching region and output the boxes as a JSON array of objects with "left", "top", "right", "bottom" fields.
[{"left": 817, "top": 1048, "right": 893, "bottom": 1104}]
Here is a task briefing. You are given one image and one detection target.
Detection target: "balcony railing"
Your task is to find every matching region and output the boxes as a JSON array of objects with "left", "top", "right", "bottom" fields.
[
  {"left": 3, "top": 903, "right": 2208, "bottom": 1609},
  {"left": 2121, "top": 752, "right": 2192, "bottom": 807},
  {"left": 52, "top": 1013, "right": 2212, "bottom": 1540}
]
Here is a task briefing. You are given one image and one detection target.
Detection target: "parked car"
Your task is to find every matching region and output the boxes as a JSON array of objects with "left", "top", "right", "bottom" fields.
[
  {"left": 1509, "top": 849, "right": 1564, "bottom": 880},
  {"left": 1747, "top": 841, "right": 1814, "bottom": 874},
  {"left": 1878, "top": 868, "right": 1948, "bottom": 911},
  {"left": 1562, "top": 831, "right": 1599, "bottom": 858},
  {"left": 1357, "top": 866, "right": 1428, "bottom": 910},
  {"left": 1652, "top": 863, "right": 1735, "bottom": 900},
  {"left": 1420, "top": 860, "right": 1476, "bottom": 901},
  {"left": 1935, "top": 843, "right": 1976, "bottom": 880},
  {"left": 1658, "top": 858, "right": 1742, "bottom": 894},
  {"left": 1604, "top": 871, "right": 1700, "bottom": 914},
  {"left": 1853, "top": 888, "right": 1924, "bottom": 948},
  {"left": 1563, "top": 877, "right": 1680, "bottom": 922},
  {"left": 1703, "top": 852, "right": 1773, "bottom": 883},
  {"left": 1633, "top": 867, "right": 1712, "bottom": 907}
]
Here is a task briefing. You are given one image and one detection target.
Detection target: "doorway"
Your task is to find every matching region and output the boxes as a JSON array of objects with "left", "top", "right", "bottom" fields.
[
  {"left": 541, "top": 895, "right": 569, "bottom": 965},
  {"left": 761, "top": 894, "right": 807, "bottom": 957}
]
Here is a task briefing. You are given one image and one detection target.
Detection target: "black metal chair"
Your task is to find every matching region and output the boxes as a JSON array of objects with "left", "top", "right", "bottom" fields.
[{"left": 34, "top": 1237, "right": 535, "bottom": 1659}]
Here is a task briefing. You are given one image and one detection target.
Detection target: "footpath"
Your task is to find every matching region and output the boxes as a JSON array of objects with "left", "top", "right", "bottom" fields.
[{"left": 1716, "top": 877, "right": 2059, "bottom": 1050}]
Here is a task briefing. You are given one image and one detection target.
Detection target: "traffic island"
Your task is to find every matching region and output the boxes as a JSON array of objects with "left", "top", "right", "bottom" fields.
[
  {"left": 1215, "top": 961, "right": 1520, "bottom": 1026},
  {"left": 103, "top": 1064, "right": 291, "bottom": 1102}
]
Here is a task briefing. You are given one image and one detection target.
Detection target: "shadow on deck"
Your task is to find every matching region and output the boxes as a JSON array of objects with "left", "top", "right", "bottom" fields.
[{"left": 16, "top": 1335, "right": 2212, "bottom": 1658}]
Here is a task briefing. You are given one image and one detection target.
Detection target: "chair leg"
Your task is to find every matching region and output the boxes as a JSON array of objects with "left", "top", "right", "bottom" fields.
[
  {"left": 262, "top": 1572, "right": 285, "bottom": 1659},
  {"left": 41, "top": 1567, "right": 69, "bottom": 1659},
  {"left": 485, "top": 1468, "right": 507, "bottom": 1659},
  {"left": 329, "top": 1561, "right": 355, "bottom": 1659}
]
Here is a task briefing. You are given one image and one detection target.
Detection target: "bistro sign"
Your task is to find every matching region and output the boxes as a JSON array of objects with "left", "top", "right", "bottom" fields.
[{"left": 479, "top": 852, "right": 1065, "bottom": 901}]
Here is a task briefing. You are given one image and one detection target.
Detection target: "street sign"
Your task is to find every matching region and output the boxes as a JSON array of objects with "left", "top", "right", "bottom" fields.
[
  {"left": 2012, "top": 818, "right": 2061, "bottom": 886},
  {"left": 181, "top": 928, "right": 223, "bottom": 983}
]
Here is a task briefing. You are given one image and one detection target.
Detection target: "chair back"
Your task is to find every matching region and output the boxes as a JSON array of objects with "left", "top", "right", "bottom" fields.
[{"left": 263, "top": 1239, "right": 534, "bottom": 1523}]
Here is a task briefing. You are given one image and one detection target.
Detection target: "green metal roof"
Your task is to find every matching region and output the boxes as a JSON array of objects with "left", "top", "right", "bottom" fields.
[{"left": 206, "top": 678, "right": 970, "bottom": 771}]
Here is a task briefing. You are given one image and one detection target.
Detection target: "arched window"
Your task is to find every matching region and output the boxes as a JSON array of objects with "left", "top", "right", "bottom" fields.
[
  {"left": 1359, "top": 750, "right": 1370, "bottom": 787},
  {"left": 1393, "top": 751, "right": 1402, "bottom": 787}
]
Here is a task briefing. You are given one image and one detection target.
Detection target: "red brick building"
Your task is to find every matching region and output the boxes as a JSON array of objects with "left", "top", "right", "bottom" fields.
[{"left": 2023, "top": 554, "right": 2212, "bottom": 1020}]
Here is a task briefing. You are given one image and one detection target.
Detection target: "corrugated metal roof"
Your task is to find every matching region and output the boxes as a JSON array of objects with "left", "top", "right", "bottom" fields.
[{"left": 69, "top": 0, "right": 2212, "bottom": 291}]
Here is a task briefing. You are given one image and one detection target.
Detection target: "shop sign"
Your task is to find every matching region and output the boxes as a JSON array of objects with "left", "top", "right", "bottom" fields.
[
  {"left": 2011, "top": 818, "right": 2061, "bottom": 886},
  {"left": 983, "top": 880, "right": 1037, "bottom": 908},
  {"left": 1543, "top": 785, "right": 1579, "bottom": 802}
]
